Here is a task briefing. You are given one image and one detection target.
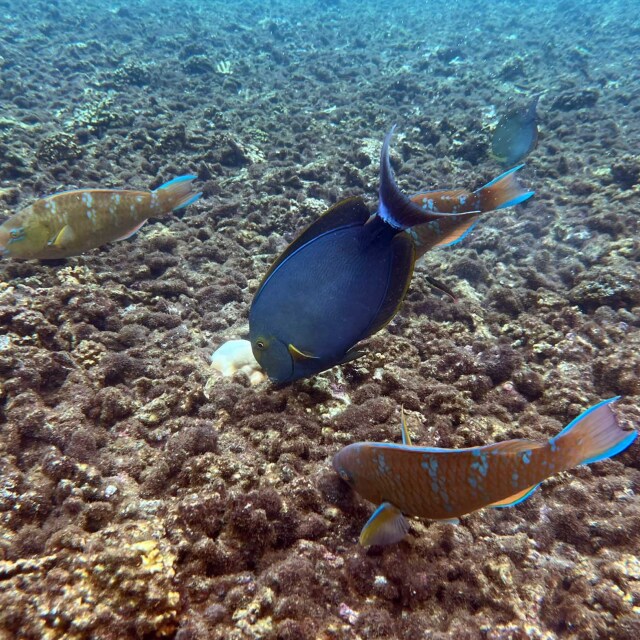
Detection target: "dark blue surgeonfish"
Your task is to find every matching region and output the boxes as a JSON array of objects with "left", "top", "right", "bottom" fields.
[
  {"left": 491, "top": 95, "right": 539, "bottom": 166},
  {"left": 249, "top": 128, "right": 533, "bottom": 384}
]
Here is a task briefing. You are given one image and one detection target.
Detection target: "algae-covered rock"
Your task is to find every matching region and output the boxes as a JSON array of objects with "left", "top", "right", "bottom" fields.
[{"left": 0, "top": 519, "right": 179, "bottom": 639}]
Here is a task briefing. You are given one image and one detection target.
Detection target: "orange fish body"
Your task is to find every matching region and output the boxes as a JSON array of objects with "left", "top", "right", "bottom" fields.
[
  {"left": 0, "top": 175, "right": 201, "bottom": 259},
  {"left": 333, "top": 398, "right": 637, "bottom": 546},
  {"left": 405, "top": 164, "right": 533, "bottom": 258}
]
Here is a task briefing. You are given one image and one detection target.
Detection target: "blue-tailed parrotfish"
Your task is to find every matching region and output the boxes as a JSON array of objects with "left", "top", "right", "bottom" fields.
[
  {"left": 333, "top": 398, "right": 637, "bottom": 546},
  {"left": 249, "top": 127, "right": 533, "bottom": 384},
  {"left": 491, "top": 95, "right": 540, "bottom": 166},
  {"left": 0, "top": 176, "right": 201, "bottom": 259}
]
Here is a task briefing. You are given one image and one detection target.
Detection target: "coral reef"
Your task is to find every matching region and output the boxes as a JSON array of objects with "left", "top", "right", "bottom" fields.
[{"left": 0, "top": 0, "right": 639, "bottom": 638}]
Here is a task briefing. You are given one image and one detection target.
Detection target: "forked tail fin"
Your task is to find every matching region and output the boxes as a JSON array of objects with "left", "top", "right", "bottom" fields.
[
  {"left": 154, "top": 175, "right": 202, "bottom": 212},
  {"left": 550, "top": 397, "right": 637, "bottom": 467},
  {"left": 474, "top": 165, "right": 534, "bottom": 212}
]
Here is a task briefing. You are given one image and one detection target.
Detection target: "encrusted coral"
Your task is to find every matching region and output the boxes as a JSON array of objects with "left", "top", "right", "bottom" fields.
[
  {"left": 0, "top": 2, "right": 639, "bottom": 639},
  {"left": 35, "top": 133, "right": 82, "bottom": 165},
  {"left": 0, "top": 519, "right": 179, "bottom": 639}
]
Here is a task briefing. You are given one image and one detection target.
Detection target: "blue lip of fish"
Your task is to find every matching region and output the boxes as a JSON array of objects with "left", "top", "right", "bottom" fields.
[
  {"left": 491, "top": 95, "right": 540, "bottom": 166},
  {"left": 249, "top": 127, "right": 532, "bottom": 384}
]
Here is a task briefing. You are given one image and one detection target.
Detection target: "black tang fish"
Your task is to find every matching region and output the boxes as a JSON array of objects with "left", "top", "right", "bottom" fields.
[
  {"left": 491, "top": 95, "right": 539, "bottom": 166},
  {"left": 249, "top": 127, "right": 533, "bottom": 384}
]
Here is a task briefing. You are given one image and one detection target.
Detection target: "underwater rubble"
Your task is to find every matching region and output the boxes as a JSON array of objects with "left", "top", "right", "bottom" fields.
[{"left": 0, "top": 0, "right": 639, "bottom": 638}]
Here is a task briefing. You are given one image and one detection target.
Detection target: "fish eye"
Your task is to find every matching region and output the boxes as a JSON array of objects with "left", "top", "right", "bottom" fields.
[
  {"left": 255, "top": 338, "right": 267, "bottom": 350},
  {"left": 339, "top": 469, "right": 351, "bottom": 483}
]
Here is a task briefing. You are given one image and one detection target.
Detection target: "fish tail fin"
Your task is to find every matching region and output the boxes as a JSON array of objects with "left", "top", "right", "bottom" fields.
[
  {"left": 154, "top": 175, "right": 202, "bottom": 211},
  {"left": 550, "top": 397, "right": 637, "bottom": 466},
  {"left": 378, "top": 126, "right": 468, "bottom": 231},
  {"left": 474, "top": 165, "right": 534, "bottom": 212}
]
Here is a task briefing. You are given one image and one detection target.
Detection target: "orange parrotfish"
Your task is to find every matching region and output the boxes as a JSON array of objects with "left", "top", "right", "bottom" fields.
[
  {"left": 406, "top": 163, "right": 533, "bottom": 259},
  {"left": 249, "top": 127, "right": 533, "bottom": 384},
  {"left": 333, "top": 398, "right": 637, "bottom": 546},
  {"left": 491, "top": 95, "right": 540, "bottom": 166},
  {"left": 0, "top": 175, "right": 201, "bottom": 259}
]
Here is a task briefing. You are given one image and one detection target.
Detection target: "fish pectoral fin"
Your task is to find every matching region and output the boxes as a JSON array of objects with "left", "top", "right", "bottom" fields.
[
  {"left": 288, "top": 343, "right": 318, "bottom": 362},
  {"left": 489, "top": 483, "right": 540, "bottom": 509},
  {"left": 49, "top": 225, "right": 75, "bottom": 249},
  {"left": 115, "top": 219, "right": 148, "bottom": 241},
  {"left": 359, "top": 501, "right": 409, "bottom": 547},
  {"left": 425, "top": 276, "right": 457, "bottom": 302}
]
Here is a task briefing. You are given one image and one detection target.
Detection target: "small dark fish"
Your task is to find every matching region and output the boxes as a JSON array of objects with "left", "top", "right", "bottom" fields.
[
  {"left": 249, "top": 127, "right": 533, "bottom": 384},
  {"left": 333, "top": 398, "right": 637, "bottom": 546},
  {"left": 491, "top": 95, "right": 539, "bottom": 166},
  {"left": 0, "top": 176, "right": 201, "bottom": 259}
]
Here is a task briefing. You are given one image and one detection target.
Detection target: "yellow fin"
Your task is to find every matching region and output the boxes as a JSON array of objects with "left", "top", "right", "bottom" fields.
[
  {"left": 51, "top": 225, "right": 75, "bottom": 249},
  {"left": 359, "top": 502, "right": 409, "bottom": 547},
  {"left": 288, "top": 343, "right": 318, "bottom": 362}
]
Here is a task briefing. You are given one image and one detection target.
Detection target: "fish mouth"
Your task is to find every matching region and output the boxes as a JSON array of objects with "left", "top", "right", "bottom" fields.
[
  {"left": 0, "top": 234, "right": 9, "bottom": 257},
  {"left": 272, "top": 352, "right": 295, "bottom": 385},
  {"left": 253, "top": 336, "right": 295, "bottom": 385}
]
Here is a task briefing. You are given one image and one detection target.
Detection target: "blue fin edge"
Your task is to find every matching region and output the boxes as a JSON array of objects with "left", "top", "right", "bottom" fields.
[
  {"left": 476, "top": 164, "right": 525, "bottom": 191},
  {"left": 155, "top": 174, "right": 197, "bottom": 191},
  {"left": 173, "top": 192, "right": 202, "bottom": 211},
  {"left": 437, "top": 219, "right": 480, "bottom": 247},
  {"left": 495, "top": 191, "right": 535, "bottom": 210},
  {"left": 491, "top": 483, "right": 541, "bottom": 509},
  {"left": 582, "top": 431, "right": 637, "bottom": 465}
]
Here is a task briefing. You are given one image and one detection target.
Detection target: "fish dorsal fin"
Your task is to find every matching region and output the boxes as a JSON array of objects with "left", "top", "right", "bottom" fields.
[
  {"left": 363, "top": 232, "right": 415, "bottom": 337},
  {"left": 359, "top": 501, "right": 409, "bottom": 547},
  {"left": 400, "top": 406, "right": 412, "bottom": 446},
  {"left": 50, "top": 225, "right": 75, "bottom": 249},
  {"left": 258, "top": 196, "right": 371, "bottom": 289},
  {"left": 489, "top": 483, "right": 540, "bottom": 508},
  {"left": 481, "top": 438, "right": 541, "bottom": 456}
]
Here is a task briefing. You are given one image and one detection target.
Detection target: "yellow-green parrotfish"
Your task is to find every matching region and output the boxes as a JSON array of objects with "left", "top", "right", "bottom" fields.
[
  {"left": 249, "top": 127, "right": 533, "bottom": 384},
  {"left": 491, "top": 95, "right": 540, "bottom": 166},
  {"left": 0, "top": 175, "right": 202, "bottom": 259},
  {"left": 333, "top": 398, "right": 637, "bottom": 546}
]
